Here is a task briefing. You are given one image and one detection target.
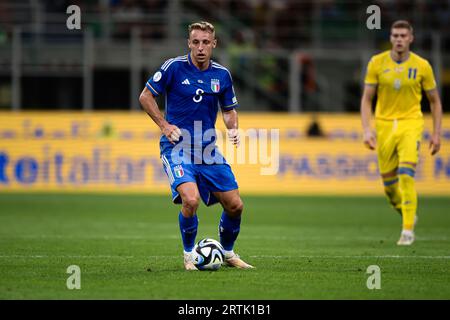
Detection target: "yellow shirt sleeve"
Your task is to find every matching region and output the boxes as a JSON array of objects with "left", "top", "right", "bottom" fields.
[
  {"left": 422, "top": 61, "right": 437, "bottom": 91},
  {"left": 364, "top": 58, "right": 378, "bottom": 85}
]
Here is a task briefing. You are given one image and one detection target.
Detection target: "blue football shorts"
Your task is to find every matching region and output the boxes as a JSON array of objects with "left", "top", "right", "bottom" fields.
[{"left": 160, "top": 147, "right": 239, "bottom": 206}]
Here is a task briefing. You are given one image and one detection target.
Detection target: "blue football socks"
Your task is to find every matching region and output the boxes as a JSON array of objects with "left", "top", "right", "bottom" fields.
[
  {"left": 219, "top": 211, "right": 241, "bottom": 251},
  {"left": 179, "top": 212, "right": 198, "bottom": 252}
]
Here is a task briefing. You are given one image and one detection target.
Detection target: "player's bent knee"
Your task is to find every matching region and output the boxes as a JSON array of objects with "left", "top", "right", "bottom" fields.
[
  {"left": 182, "top": 197, "right": 200, "bottom": 215},
  {"left": 225, "top": 199, "right": 244, "bottom": 218}
]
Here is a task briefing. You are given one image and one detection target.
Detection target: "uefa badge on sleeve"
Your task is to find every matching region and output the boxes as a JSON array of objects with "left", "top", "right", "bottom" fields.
[
  {"left": 174, "top": 165, "right": 184, "bottom": 178},
  {"left": 211, "top": 79, "right": 220, "bottom": 93},
  {"left": 153, "top": 71, "right": 162, "bottom": 82}
]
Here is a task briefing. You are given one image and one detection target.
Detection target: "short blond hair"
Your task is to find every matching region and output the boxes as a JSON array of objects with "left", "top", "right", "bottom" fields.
[
  {"left": 188, "top": 21, "right": 215, "bottom": 38},
  {"left": 391, "top": 20, "right": 413, "bottom": 34}
]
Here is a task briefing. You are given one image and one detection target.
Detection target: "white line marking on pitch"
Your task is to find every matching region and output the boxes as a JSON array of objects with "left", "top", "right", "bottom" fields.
[
  {"left": 0, "top": 255, "right": 135, "bottom": 259},
  {"left": 249, "top": 255, "right": 450, "bottom": 259},
  {"left": 0, "top": 235, "right": 447, "bottom": 241},
  {"left": 0, "top": 255, "right": 449, "bottom": 260}
]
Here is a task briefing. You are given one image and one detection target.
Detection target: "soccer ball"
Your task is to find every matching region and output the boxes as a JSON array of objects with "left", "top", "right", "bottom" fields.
[{"left": 193, "top": 238, "right": 225, "bottom": 271}]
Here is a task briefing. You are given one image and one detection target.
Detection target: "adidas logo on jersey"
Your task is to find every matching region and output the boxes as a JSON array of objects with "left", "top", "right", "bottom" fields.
[{"left": 182, "top": 79, "right": 190, "bottom": 85}]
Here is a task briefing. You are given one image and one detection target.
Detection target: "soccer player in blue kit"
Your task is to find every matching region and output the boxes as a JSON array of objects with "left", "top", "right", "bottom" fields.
[{"left": 139, "top": 21, "right": 254, "bottom": 270}]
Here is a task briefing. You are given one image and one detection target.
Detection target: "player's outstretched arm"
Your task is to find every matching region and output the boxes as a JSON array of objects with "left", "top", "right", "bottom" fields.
[
  {"left": 360, "top": 84, "right": 377, "bottom": 150},
  {"left": 425, "top": 89, "right": 443, "bottom": 155},
  {"left": 139, "top": 87, "right": 181, "bottom": 144},
  {"left": 222, "top": 109, "right": 240, "bottom": 147}
]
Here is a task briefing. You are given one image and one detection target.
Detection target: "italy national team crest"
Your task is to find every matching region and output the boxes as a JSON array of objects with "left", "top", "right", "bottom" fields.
[
  {"left": 211, "top": 79, "right": 220, "bottom": 93},
  {"left": 173, "top": 165, "right": 184, "bottom": 178}
]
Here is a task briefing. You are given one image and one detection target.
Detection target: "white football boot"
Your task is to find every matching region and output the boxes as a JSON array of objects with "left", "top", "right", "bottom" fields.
[
  {"left": 224, "top": 251, "right": 255, "bottom": 269},
  {"left": 397, "top": 230, "right": 415, "bottom": 246},
  {"left": 183, "top": 251, "right": 198, "bottom": 271}
]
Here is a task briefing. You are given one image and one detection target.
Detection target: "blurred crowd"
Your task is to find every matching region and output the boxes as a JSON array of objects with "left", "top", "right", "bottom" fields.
[
  {"left": 41, "top": 0, "right": 167, "bottom": 13},
  {"left": 0, "top": 0, "right": 449, "bottom": 112},
  {"left": 1, "top": 0, "right": 449, "bottom": 45},
  {"left": 0, "top": 0, "right": 449, "bottom": 48}
]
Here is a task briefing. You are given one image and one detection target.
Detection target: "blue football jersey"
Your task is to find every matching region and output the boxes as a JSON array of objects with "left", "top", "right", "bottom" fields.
[{"left": 146, "top": 53, "right": 239, "bottom": 152}]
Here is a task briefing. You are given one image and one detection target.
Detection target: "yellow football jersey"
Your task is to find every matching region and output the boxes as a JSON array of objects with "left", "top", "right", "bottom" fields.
[{"left": 364, "top": 50, "right": 436, "bottom": 120}]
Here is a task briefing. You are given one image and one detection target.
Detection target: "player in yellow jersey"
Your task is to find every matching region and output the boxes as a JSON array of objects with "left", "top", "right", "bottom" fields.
[{"left": 360, "top": 20, "right": 443, "bottom": 245}]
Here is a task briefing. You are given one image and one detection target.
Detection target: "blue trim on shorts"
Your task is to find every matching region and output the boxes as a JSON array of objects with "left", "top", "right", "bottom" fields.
[
  {"left": 398, "top": 167, "right": 415, "bottom": 177},
  {"left": 383, "top": 178, "right": 399, "bottom": 186}
]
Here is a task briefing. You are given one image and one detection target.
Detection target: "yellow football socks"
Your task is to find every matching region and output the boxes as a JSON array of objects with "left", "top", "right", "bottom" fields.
[
  {"left": 383, "top": 176, "right": 402, "bottom": 215},
  {"left": 398, "top": 169, "right": 417, "bottom": 231}
]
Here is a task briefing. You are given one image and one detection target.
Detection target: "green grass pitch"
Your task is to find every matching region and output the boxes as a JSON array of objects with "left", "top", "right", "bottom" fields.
[{"left": 0, "top": 193, "right": 449, "bottom": 299}]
